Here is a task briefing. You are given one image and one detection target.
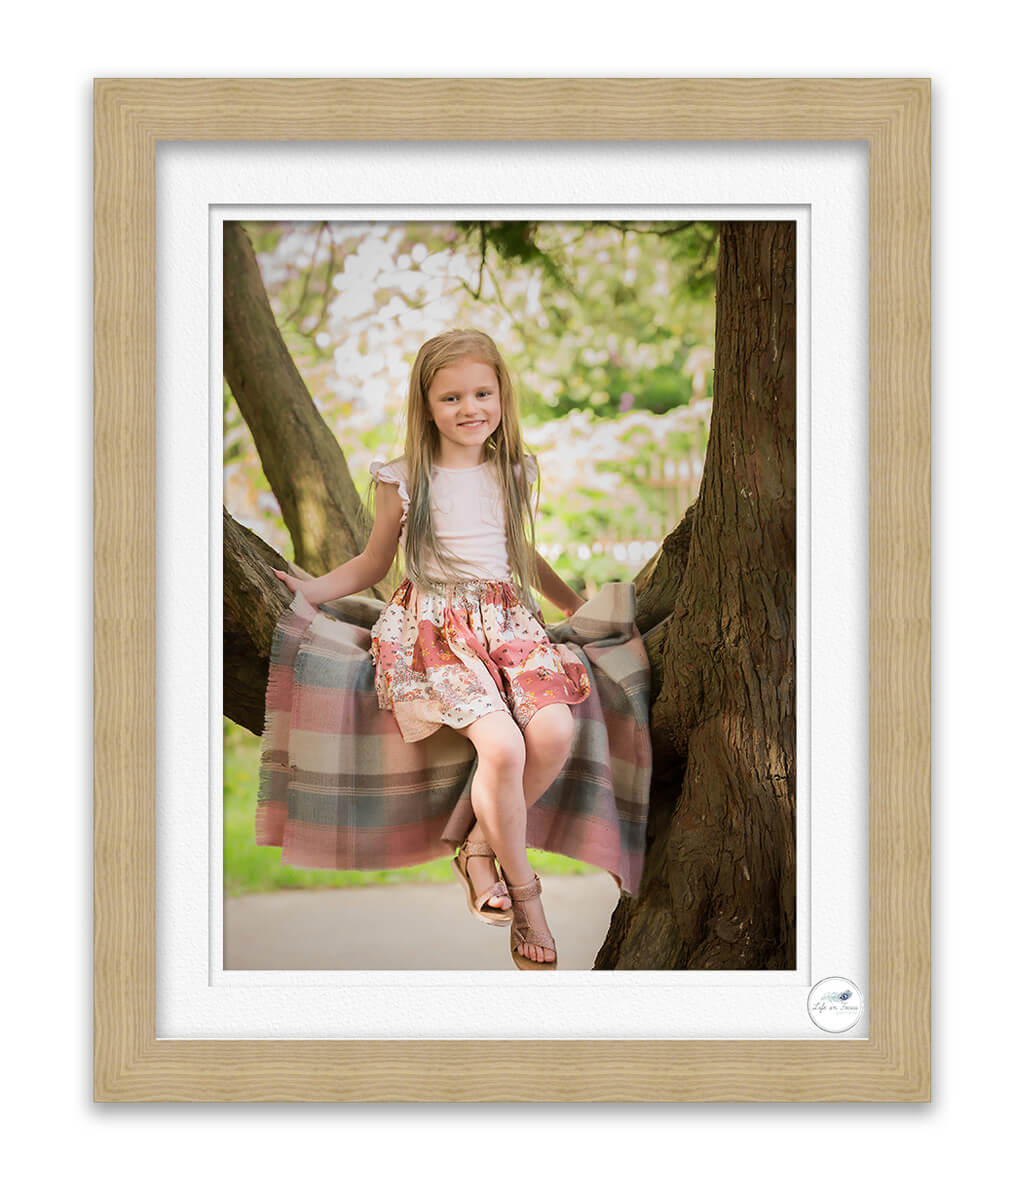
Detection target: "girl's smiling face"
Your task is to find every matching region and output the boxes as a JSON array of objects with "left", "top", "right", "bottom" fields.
[{"left": 426, "top": 357, "right": 502, "bottom": 459}]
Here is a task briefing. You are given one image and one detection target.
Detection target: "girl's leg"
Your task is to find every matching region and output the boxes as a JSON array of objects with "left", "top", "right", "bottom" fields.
[
  {"left": 459, "top": 710, "right": 528, "bottom": 893},
  {"left": 463, "top": 700, "right": 575, "bottom": 840},
  {"left": 519, "top": 703, "right": 575, "bottom": 808},
  {"left": 461, "top": 705, "right": 574, "bottom": 963},
  {"left": 458, "top": 710, "right": 526, "bottom": 912}
]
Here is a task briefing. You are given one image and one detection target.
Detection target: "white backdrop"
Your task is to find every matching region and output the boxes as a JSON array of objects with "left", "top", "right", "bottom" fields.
[{"left": 2, "top": 3, "right": 1005, "bottom": 1196}]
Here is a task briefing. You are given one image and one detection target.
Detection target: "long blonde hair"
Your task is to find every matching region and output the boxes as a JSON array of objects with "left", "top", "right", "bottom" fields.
[{"left": 399, "top": 329, "right": 540, "bottom": 599}]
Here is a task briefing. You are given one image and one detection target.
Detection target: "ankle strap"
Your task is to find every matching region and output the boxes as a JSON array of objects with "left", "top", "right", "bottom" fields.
[
  {"left": 505, "top": 874, "right": 542, "bottom": 902},
  {"left": 458, "top": 839, "right": 495, "bottom": 860}
]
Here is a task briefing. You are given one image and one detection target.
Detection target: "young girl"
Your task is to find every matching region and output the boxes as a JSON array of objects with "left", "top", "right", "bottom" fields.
[{"left": 272, "top": 328, "right": 592, "bottom": 969}]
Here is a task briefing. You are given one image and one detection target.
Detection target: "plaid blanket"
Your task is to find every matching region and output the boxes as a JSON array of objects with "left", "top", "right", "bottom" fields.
[{"left": 256, "top": 581, "right": 652, "bottom": 895}]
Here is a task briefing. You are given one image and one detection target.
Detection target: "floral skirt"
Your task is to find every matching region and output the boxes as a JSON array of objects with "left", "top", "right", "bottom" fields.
[{"left": 369, "top": 578, "right": 592, "bottom": 743}]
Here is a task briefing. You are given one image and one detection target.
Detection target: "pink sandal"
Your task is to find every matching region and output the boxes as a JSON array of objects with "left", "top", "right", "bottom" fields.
[
  {"left": 451, "top": 840, "right": 513, "bottom": 927},
  {"left": 505, "top": 874, "right": 558, "bottom": 971}
]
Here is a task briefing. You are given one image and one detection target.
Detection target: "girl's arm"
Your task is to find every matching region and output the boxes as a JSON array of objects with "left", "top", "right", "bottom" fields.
[
  {"left": 534, "top": 552, "right": 585, "bottom": 618},
  {"left": 272, "top": 481, "right": 404, "bottom": 605}
]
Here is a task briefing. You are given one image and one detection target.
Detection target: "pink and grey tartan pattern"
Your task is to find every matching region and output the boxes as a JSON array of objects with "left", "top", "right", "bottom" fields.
[{"left": 256, "top": 580, "right": 652, "bottom": 895}]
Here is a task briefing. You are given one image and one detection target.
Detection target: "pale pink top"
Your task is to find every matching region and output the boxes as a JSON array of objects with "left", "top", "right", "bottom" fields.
[{"left": 369, "top": 454, "right": 537, "bottom": 584}]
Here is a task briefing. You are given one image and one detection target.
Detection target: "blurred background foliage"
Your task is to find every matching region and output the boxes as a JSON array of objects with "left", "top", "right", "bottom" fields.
[{"left": 226, "top": 217, "right": 716, "bottom": 892}]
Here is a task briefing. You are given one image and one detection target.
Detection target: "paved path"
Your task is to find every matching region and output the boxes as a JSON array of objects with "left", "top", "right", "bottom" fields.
[{"left": 225, "top": 871, "right": 619, "bottom": 971}]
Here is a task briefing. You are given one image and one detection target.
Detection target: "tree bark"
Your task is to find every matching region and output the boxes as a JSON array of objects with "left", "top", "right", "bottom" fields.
[
  {"left": 223, "top": 221, "right": 390, "bottom": 596},
  {"left": 634, "top": 499, "right": 696, "bottom": 634},
  {"left": 596, "top": 221, "right": 796, "bottom": 970},
  {"left": 634, "top": 500, "right": 696, "bottom": 698},
  {"left": 223, "top": 508, "right": 286, "bottom": 735}
]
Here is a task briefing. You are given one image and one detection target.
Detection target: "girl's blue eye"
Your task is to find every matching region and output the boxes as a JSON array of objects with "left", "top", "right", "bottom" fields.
[{"left": 439, "top": 390, "right": 491, "bottom": 402}]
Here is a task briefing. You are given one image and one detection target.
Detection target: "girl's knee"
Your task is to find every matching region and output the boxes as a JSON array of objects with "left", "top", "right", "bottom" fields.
[
  {"left": 471, "top": 715, "right": 527, "bottom": 776},
  {"left": 485, "top": 735, "right": 526, "bottom": 776},
  {"left": 525, "top": 704, "right": 575, "bottom": 758}
]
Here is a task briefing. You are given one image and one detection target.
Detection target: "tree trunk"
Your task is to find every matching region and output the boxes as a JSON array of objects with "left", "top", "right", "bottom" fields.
[
  {"left": 223, "top": 221, "right": 390, "bottom": 596},
  {"left": 634, "top": 500, "right": 696, "bottom": 634},
  {"left": 596, "top": 221, "right": 796, "bottom": 970}
]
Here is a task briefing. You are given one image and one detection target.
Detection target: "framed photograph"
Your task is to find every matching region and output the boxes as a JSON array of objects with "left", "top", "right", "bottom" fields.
[{"left": 94, "top": 78, "right": 930, "bottom": 1100}]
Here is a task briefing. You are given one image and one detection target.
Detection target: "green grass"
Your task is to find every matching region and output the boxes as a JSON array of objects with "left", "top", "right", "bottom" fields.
[{"left": 224, "top": 718, "right": 599, "bottom": 897}]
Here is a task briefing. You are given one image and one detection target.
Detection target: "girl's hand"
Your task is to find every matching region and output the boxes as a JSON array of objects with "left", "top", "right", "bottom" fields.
[
  {"left": 562, "top": 592, "right": 586, "bottom": 619},
  {"left": 272, "top": 567, "right": 318, "bottom": 603}
]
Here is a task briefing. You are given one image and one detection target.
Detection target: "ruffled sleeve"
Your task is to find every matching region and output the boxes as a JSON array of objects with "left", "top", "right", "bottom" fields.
[{"left": 369, "top": 458, "right": 410, "bottom": 525}]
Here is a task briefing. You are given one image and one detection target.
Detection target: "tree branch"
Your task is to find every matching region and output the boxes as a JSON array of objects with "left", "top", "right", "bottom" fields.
[{"left": 223, "top": 220, "right": 391, "bottom": 597}]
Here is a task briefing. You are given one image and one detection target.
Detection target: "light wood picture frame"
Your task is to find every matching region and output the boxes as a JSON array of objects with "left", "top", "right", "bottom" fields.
[{"left": 93, "top": 77, "right": 930, "bottom": 1101}]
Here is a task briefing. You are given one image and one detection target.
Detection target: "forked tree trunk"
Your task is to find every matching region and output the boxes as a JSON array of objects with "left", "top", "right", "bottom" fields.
[{"left": 596, "top": 221, "right": 796, "bottom": 969}]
